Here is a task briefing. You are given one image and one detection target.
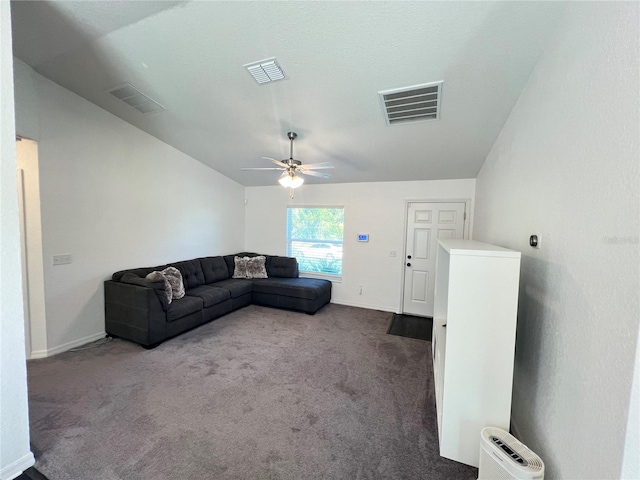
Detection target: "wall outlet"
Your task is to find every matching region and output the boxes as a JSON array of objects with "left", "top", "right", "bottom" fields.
[
  {"left": 389, "top": 250, "right": 397, "bottom": 257},
  {"left": 52, "top": 254, "right": 72, "bottom": 265}
]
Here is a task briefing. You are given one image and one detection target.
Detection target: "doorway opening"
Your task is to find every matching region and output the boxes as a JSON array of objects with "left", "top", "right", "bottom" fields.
[{"left": 17, "top": 137, "right": 47, "bottom": 359}]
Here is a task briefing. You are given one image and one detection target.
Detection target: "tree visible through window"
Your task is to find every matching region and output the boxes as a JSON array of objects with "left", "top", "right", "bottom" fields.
[{"left": 287, "top": 207, "right": 344, "bottom": 277}]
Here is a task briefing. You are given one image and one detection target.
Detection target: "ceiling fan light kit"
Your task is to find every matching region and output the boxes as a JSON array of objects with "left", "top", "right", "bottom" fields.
[
  {"left": 279, "top": 172, "right": 304, "bottom": 189},
  {"left": 242, "top": 131, "right": 334, "bottom": 198}
]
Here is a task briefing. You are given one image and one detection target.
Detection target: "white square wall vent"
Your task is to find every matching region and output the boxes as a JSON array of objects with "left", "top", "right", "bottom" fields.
[
  {"left": 243, "top": 58, "right": 287, "bottom": 85},
  {"left": 107, "top": 84, "right": 165, "bottom": 114},
  {"left": 379, "top": 81, "right": 443, "bottom": 125}
]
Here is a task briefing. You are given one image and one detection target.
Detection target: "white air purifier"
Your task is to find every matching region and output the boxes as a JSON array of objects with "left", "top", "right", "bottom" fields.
[{"left": 478, "top": 427, "right": 544, "bottom": 480}]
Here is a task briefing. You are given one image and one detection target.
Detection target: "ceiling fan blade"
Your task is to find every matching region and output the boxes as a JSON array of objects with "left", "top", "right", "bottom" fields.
[
  {"left": 299, "top": 170, "right": 331, "bottom": 179},
  {"left": 242, "top": 167, "right": 286, "bottom": 171},
  {"left": 298, "top": 162, "right": 334, "bottom": 170},
  {"left": 261, "top": 157, "right": 286, "bottom": 167}
]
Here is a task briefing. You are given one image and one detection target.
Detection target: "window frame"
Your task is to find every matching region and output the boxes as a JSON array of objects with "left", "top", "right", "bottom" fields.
[{"left": 286, "top": 205, "right": 345, "bottom": 282}]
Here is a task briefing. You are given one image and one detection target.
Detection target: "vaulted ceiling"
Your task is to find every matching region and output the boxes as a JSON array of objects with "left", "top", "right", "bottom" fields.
[{"left": 11, "top": 1, "right": 565, "bottom": 186}]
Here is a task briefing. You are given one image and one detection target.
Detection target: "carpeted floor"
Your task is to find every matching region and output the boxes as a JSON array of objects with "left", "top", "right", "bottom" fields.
[{"left": 27, "top": 304, "right": 477, "bottom": 480}]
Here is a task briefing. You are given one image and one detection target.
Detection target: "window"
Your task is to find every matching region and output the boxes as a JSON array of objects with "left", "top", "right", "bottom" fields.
[{"left": 287, "top": 207, "right": 344, "bottom": 279}]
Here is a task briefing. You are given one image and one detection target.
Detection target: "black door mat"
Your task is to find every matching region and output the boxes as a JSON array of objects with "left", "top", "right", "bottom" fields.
[
  {"left": 15, "top": 467, "right": 49, "bottom": 480},
  {"left": 387, "top": 314, "right": 433, "bottom": 341}
]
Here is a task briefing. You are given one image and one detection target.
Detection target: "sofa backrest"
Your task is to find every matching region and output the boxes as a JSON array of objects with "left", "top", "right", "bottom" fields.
[
  {"left": 112, "top": 265, "right": 167, "bottom": 282},
  {"left": 112, "top": 253, "right": 298, "bottom": 287},
  {"left": 223, "top": 253, "right": 299, "bottom": 278},
  {"left": 267, "top": 256, "right": 299, "bottom": 278},
  {"left": 198, "top": 256, "right": 230, "bottom": 284},
  {"left": 171, "top": 259, "right": 206, "bottom": 290}
]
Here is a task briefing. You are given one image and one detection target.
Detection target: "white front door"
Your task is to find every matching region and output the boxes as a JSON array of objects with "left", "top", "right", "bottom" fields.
[{"left": 402, "top": 202, "right": 466, "bottom": 317}]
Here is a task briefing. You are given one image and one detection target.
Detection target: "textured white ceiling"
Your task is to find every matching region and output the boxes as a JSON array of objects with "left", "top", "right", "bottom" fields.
[{"left": 11, "top": 1, "right": 566, "bottom": 186}]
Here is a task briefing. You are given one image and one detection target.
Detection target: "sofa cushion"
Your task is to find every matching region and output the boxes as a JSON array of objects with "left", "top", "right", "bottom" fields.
[
  {"left": 186, "top": 285, "right": 231, "bottom": 308},
  {"left": 166, "top": 295, "right": 203, "bottom": 322},
  {"left": 232, "top": 256, "right": 249, "bottom": 279},
  {"left": 252, "top": 277, "right": 330, "bottom": 300},
  {"left": 199, "top": 256, "right": 230, "bottom": 284},
  {"left": 247, "top": 256, "right": 268, "bottom": 279},
  {"left": 162, "top": 266, "right": 185, "bottom": 300},
  {"left": 171, "top": 260, "right": 205, "bottom": 290},
  {"left": 145, "top": 271, "right": 173, "bottom": 304},
  {"left": 224, "top": 253, "right": 258, "bottom": 278},
  {"left": 267, "top": 256, "right": 299, "bottom": 278},
  {"left": 211, "top": 279, "right": 253, "bottom": 299}
]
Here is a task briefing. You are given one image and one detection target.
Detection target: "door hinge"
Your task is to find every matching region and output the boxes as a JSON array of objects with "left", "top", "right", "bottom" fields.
[{"left": 464, "top": 212, "right": 467, "bottom": 220}]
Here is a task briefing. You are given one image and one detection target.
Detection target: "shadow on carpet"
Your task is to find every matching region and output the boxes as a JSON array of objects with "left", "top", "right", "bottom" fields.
[
  {"left": 387, "top": 313, "right": 433, "bottom": 341},
  {"left": 15, "top": 467, "right": 49, "bottom": 480}
]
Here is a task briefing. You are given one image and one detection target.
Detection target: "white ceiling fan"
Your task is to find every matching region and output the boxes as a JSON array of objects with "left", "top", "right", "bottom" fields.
[{"left": 242, "top": 132, "right": 333, "bottom": 197}]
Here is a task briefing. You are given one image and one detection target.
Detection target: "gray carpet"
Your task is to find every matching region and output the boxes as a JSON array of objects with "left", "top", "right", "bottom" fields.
[{"left": 27, "top": 304, "right": 477, "bottom": 480}]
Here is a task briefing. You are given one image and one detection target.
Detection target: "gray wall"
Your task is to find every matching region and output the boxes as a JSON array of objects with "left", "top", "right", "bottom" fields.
[{"left": 474, "top": 3, "right": 639, "bottom": 478}]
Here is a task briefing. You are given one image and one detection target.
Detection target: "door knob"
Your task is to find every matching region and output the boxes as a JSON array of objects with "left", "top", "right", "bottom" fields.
[{"left": 407, "top": 263, "right": 412, "bottom": 267}]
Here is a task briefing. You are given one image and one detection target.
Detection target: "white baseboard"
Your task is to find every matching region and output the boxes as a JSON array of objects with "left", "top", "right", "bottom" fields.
[
  {"left": 331, "top": 299, "right": 396, "bottom": 313},
  {"left": 28, "top": 331, "right": 106, "bottom": 359},
  {"left": 1, "top": 452, "right": 35, "bottom": 480}
]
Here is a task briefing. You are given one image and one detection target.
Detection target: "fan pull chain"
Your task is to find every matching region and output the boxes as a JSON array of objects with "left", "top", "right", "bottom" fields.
[{"left": 289, "top": 187, "right": 294, "bottom": 199}]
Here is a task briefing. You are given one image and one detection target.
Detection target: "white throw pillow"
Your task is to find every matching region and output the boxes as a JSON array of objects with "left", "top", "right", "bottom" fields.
[
  {"left": 161, "top": 266, "right": 185, "bottom": 300},
  {"left": 232, "top": 256, "right": 249, "bottom": 279},
  {"left": 145, "top": 270, "right": 173, "bottom": 304},
  {"left": 246, "top": 256, "right": 268, "bottom": 279}
]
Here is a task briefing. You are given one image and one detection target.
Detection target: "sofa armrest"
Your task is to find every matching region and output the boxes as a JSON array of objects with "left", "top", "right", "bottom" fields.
[
  {"left": 104, "top": 280, "right": 167, "bottom": 347},
  {"left": 120, "top": 272, "right": 170, "bottom": 310}
]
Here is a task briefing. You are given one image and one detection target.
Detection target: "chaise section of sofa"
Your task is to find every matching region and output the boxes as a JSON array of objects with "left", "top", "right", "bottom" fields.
[{"left": 104, "top": 253, "right": 331, "bottom": 348}]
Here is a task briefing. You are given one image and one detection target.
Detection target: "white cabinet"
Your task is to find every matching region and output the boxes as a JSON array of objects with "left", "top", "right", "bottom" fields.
[{"left": 432, "top": 239, "right": 521, "bottom": 467}]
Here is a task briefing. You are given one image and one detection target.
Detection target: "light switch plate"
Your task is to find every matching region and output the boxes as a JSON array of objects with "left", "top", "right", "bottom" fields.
[{"left": 52, "top": 254, "right": 72, "bottom": 265}]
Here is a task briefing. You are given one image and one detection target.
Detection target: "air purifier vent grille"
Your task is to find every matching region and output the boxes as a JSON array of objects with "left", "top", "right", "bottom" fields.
[{"left": 479, "top": 427, "right": 544, "bottom": 480}]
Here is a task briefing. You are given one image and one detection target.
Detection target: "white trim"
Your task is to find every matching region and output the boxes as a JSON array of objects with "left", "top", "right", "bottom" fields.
[
  {"left": 331, "top": 299, "right": 396, "bottom": 313},
  {"left": 28, "top": 331, "right": 106, "bottom": 359},
  {"left": 398, "top": 198, "right": 472, "bottom": 315},
  {"left": 1, "top": 452, "right": 35, "bottom": 480}
]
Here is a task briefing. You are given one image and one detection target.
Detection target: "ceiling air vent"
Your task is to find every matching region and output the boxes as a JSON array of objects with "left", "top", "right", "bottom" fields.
[
  {"left": 244, "top": 58, "right": 287, "bottom": 85},
  {"left": 379, "top": 81, "right": 443, "bottom": 126},
  {"left": 107, "top": 84, "right": 165, "bottom": 114}
]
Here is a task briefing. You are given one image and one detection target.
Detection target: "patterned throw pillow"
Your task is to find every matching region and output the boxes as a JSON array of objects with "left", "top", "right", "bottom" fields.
[
  {"left": 246, "top": 256, "right": 268, "bottom": 279},
  {"left": 145, "top": 271, "right": 173, "bottom": 304},
  {"left": 233, "top": 256, "right": 249, "bottom": 279},
  {"left": 161, "top": 266, "right": 185, "bottom": 300}
]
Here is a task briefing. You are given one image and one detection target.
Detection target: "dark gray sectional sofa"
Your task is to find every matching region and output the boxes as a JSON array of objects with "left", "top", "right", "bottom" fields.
[{"left": 104, "top": 252, "right": 331, "bottom": 348}]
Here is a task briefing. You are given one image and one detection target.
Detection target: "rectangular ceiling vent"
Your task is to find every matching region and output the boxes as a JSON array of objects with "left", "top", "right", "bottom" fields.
[
  {"left": 379, "top": 81, "right": 443, "bottom": 126},
  {"left": 107, "top": 84, "right": 165, "bottom": 114},
  {"left": 243, "top": 58, "right": 287, "bottom": 85}
]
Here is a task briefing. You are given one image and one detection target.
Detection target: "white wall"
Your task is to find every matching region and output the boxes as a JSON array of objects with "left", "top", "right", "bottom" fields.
[
  {"left": 13, "top": 59, "right": 246, "bottom": 356},
  {"left": 0, "top": 3, "right": 35, "bottom": 479},
  {"left": 245, "top": 179, "right": 475, "bottom": 312},
  {"left": 474, "top": 3, "right": 639, "bottom": 479}
]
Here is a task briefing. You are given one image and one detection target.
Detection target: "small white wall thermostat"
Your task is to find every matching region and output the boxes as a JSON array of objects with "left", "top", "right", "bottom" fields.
[{"left": 358, "top": 234, "right": 369, "bottom": 242}]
